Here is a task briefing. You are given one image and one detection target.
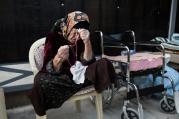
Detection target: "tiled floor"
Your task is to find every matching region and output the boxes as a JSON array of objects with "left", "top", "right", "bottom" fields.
[
  {"left": 1, "top": 62, "right": 179, "bottom": 119},
  {"left": 0, "top": 62, "right": 33, "bottom": 92},
  {"left": 6, "top": 95, "right": 179, "bottom": 119}
]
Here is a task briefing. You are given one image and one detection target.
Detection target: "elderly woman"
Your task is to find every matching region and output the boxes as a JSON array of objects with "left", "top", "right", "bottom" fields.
[{"left": 28, "top": 11, "right": 116, "bottom": 118}]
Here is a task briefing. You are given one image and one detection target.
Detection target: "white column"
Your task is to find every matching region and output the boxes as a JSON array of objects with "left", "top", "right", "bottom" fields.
[{"left": 0, "top": 87, "right": 7, "bottom": 119}]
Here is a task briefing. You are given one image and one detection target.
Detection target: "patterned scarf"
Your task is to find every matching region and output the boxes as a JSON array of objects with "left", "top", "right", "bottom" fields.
[{"left": 61, "top": 11, "right": 90, "bottom": 39}]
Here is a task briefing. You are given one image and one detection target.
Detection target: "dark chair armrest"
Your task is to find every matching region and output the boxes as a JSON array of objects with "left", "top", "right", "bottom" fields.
[{"left": 135, "top": 42, "right": 165, "bottom": 54}]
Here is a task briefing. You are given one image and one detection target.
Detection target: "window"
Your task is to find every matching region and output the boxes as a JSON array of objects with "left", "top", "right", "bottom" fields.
[{"left": 168, "top": 0, "right": 179, "bottom": 45}]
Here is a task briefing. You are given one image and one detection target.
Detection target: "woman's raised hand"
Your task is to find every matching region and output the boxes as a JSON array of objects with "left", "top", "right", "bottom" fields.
[{"left": 78, "top": 29, "right": 90, "bottom": 44}]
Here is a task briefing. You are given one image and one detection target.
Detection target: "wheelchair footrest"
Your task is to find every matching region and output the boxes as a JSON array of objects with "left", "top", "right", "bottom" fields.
[{"left": 126, "top": 85, "right": 164, "bottom": 100}]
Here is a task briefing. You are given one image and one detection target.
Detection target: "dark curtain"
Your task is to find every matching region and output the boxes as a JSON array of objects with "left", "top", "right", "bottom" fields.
[{"left": 0, "top": 0, "right": 173, "bottom": 63}]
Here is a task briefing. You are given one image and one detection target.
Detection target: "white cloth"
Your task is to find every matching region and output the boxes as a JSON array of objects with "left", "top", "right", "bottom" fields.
[{"left": 70, "top": 61, "right": 88, "bottom": 84}]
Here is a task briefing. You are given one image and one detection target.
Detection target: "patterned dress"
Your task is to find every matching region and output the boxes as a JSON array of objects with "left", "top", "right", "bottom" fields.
[{"left": 28, "top": 32, "right": 116, "bottom": 116}]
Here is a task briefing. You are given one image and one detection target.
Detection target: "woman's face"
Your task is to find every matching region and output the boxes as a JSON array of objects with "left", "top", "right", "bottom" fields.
[{"left": 67, "top": 28, "right": 80, "bottom": 44}]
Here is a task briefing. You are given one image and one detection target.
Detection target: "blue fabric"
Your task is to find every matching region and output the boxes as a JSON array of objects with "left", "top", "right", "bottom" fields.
[
  {"left": 153, "top": 66, "right": 179, "bottom": 89},
  {"left": 133, "top": 74, "right": 153, "bottom": 89},
  {"left": 151, "top": 66, "right": 179, "bottom": 96},
  {"left": 133, "top": 65, "right": 179, "bottom": 96},
  {"left": 166, "top": 84, "right": 179, "bottom": 96}
]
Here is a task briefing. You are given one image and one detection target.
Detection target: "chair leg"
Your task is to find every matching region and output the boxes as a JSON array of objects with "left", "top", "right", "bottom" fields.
[
  {"left": 95, "top": 93, "right": 103, "bottom": 119},
  {"left": 75, "top": 100, "right": 81, "bottom": 113},
  {"left": 36, "top": 114, "right": 47, "bottom": 119},
  {"left": 0, "top": 88, "right": 7, "bottom": 119}
]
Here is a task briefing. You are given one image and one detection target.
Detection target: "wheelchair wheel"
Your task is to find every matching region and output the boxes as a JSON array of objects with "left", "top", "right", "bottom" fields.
[
  {"left": 90, "top": 84, "right": 114, "bottom": 109},
  {"left": 160, "top": 96, "right": 176, "bottom": 113},
  {"left": 121, "top": 108, "right": 139, "bottom": 119}
]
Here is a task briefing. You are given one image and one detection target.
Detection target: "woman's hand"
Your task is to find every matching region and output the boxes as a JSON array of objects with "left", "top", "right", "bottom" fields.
[
  {"left": 53, "top": 45, "right": 69, "bottom": 71},
  {"left": 57, "top": 45, "right": 69, "bottom": 61},
  {"left": 78, "top": 29, "right": 90, "bottom": 44}
]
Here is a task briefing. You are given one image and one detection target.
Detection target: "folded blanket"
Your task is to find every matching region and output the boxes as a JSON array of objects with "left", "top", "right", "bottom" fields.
[
  {"left": 103, "top": 52, "right": 163, "bottom": 71},
  {"left": 154, "top": 66, "right": 179, "bottom": 89},
  {"left": 133, "top": 66, "right": 179, "bottom": 96}
]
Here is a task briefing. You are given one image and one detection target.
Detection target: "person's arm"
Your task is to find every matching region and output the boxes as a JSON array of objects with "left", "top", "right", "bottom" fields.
[
  {"left": 78, "top": 29, "right": 93, "bottom": 61},
  {"left": 52, "top": 45, "right": 69, "bottom": 71},
  {"left": 78, "top": 29, "right": 96, "bottom": 65},
  {"left": 83, "top": 38, "right": 93, "bottom": 61},
  {"left": 52, "top": 55, "right": 63, "bottom": 71}
]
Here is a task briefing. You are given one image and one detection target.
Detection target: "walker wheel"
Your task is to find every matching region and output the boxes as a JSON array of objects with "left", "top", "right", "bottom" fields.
[
  {"left": 121, "top": 108, "right": 139, "bottom": 119},
  {"left": 160, "top": 97, "right": 176, "bottom": 113}
]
